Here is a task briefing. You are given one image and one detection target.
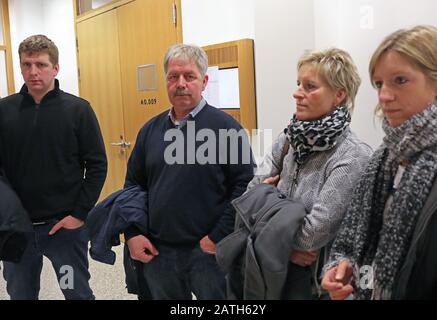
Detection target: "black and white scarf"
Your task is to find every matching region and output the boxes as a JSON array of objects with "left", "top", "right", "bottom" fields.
[
  {"left": 327, "top": 102, "right": 437, "bottom": 299},
  {"left": 285, "top": 106, "right": 351, "bottom": 165}
]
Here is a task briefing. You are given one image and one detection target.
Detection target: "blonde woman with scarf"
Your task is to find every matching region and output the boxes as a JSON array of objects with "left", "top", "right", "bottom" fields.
[
  {"left": 322, "top": 25, "right": 437, "bottom": 300},
  {"left": 244, "top": 48, "right": 372, "bottom": 299}
]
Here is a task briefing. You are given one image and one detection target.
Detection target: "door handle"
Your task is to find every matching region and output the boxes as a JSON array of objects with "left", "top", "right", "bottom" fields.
[
  {"left": 111, "top": 142, "right": 124, "bottom": 147},
  {"left": 111, "top": 141, "right": 131, "bottom": 148}
]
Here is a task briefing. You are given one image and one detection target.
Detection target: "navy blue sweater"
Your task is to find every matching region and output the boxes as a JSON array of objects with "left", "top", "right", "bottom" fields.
[{"left": 125, "top": 104, "right": 255, "bottom": 245}]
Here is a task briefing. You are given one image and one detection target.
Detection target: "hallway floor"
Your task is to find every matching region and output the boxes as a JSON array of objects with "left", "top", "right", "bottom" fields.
[{"left": 0, "top": 244, "right": 136, "bottom": 300}]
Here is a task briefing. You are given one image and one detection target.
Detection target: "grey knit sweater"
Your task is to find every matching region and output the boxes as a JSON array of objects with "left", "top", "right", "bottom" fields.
[{"left": 247, "top": 128, "right": 372, "bottom": 251}]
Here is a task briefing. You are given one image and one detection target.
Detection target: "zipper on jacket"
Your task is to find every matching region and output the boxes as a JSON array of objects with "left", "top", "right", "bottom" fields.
[{"left": 33, "top": 103, "right": 40, "bottom": 126}]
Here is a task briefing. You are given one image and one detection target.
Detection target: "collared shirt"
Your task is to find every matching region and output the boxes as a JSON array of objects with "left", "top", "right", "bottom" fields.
[{"left": 168, "top": 98, "right": 207, "bottom": 129}]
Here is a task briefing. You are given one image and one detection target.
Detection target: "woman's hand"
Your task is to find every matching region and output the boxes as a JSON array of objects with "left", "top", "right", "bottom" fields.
[
  {"left": 321, "top": 260, "right": 354, "bottom": 300},
  {"left": 263, "top": 175, "right": 280, "bottom": 186}
]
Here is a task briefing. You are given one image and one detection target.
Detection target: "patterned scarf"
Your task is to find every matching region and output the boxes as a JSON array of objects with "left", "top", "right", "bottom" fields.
[
  {"left": 285, "top": 106, "right": 351, "bottom": 165},
  {"left": 327, "top": 102, "right": 437, "bottom": 299}
]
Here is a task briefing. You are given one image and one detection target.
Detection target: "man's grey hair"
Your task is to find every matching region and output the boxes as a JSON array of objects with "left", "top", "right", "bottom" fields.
[{"left": 164, "top": 44, "right": 209, "bottom": 77}]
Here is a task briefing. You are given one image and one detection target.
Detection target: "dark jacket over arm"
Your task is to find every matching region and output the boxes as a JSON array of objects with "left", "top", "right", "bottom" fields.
[
  {"left": 0, "top": 176, "right": 33, "bottom": 262},
  {"left": 86, "top": 186, "right": 148, "bottom": 265}
]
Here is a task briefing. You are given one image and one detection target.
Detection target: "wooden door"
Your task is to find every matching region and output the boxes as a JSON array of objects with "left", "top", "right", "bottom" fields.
[
  {"left": 0, "top": 0, "right": 15, "bottom": 96},
  {"left": 76, "top": 10, "right": 127, "bottom": 198},
  {"left": 76, "top": 0, "right": 182, "bottom": 198},
  {"left": 117, "top": 0, "right": 182, "bottom": 155}
]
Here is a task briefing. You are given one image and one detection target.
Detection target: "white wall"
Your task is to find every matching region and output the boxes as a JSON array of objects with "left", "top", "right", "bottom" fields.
[
  {"left": 181, "top": 0, "right": 255, "bottom": 46},
  {"left": 254, "top": 0, "right": 315, "bottom": 139},
  {"left": 7, "top": 0, "right": 437, "bottom": 148},
  {"left": 314, "top": 0, "right": 437, "bottom": 148},
  {"left": 181, "top": 0, "right": 315, "bottom": 142},
  {"left": 181, "top": 0, "right": 437, "bottom": 149},
  {"left": 8, "top": 0, "right": 43, "bottom": 91},
  {"left": 8, "top": 0, "right": 78, "bottom": 95},
  {"left": 41, "top": 0, "right": 78, "bottom": 95}
]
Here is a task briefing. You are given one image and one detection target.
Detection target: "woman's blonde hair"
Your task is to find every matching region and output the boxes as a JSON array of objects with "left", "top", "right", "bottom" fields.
[
  {"left": 297, "top": 47, "right": 361, "bottom": 112},
  {"left": 369, "top": 25, "right": 437, "bottom": 114}
]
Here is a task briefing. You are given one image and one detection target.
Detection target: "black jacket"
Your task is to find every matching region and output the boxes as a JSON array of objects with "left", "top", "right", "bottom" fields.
[
  {"left": 0, "top": 175, "right": 33, "bottom": 262},
  {"left": 0, "top": 80, "right": 107, "bottom": 222},
  {"left": 393, "top": 176, "right": 437, "bottom": 299}
]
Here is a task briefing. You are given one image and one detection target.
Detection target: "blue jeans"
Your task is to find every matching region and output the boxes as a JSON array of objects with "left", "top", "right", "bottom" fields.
[
  {"left": 2, "top": 222, "right": 94, "bottom": 300},
  {"left": 141, "top": 243, "right": 226, "bottom": 300}
]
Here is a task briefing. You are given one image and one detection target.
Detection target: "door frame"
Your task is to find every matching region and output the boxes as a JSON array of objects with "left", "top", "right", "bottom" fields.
[{"left": 1, "top": 0, "right": 15, "bottom": 94}]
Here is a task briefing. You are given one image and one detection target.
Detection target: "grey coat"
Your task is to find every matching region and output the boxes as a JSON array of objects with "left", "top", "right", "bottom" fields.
[{"left": 216, "top": 183, "right": 307, "bottom": 299}]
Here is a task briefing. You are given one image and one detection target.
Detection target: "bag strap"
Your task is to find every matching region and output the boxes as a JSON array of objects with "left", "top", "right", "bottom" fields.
[{"left": 278, "top": 139, "right": 290, "bottom": 174}]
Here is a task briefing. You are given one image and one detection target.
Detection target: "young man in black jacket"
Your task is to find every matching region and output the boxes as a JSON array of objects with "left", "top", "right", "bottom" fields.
[
  {"left": 124, "top": 44, "right": 255, "bottom": 299},
  {"left": 0, "top": 35, "right": 107, "bottom": 300}
]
